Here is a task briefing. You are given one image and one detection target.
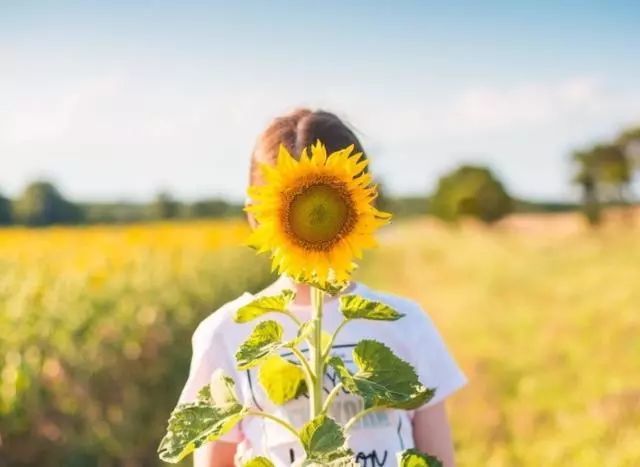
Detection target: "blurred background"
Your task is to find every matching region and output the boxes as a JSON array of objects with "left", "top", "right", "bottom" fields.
[{"left": 1, "top": 1, "right": 639, "bottom": 466}]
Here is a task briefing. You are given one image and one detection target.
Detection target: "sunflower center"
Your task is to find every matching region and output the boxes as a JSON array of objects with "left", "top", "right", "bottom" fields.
[{"left": 283, "top": 177, "right": 356, "bottom": 251}]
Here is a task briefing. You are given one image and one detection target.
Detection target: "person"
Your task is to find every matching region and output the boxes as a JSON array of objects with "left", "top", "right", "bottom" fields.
[{"left": 178, "top": 109, "right": 467, "bottom": 467}]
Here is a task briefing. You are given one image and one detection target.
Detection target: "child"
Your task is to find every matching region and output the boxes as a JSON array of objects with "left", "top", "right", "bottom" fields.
[{"left": 178, "top": 109, "right": 467, "bottom": 467}]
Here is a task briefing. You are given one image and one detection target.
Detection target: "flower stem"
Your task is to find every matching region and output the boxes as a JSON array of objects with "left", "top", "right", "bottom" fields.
[
  {"left": 290, "top": 345, "right": 316, "bottom": 393},
  {"left": 322, "top": 382, "right": 343, "bottom": 414},
  {"left": 323, "top": 318, "right": 350, "bottom": 360},
  {"left": 281, "top": 310, "right": 303, "bottom": 327},
  {"left": 310, "top": 286, "right": 325, "bottom": 418},
  {"left": 247, "top": 410, "right": 300, "bottom": 440},
  {"left": 344, "top": 407, "right": 382, "bottom": 432}
]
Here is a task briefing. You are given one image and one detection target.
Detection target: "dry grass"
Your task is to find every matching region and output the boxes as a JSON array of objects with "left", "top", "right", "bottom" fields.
[{"left": 358, "top": 213, "right": 640, "bottom": 466}]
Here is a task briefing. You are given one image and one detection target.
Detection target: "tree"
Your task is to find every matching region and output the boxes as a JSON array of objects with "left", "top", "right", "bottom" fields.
[
  {"left": 13, "top": 181, "right": 82, "bottom": 226},
  {"left": 572, "top": 142, "right": 632, "bottom": 225},
  {"left": 188, "top": 199, "right": 237, "bottom": 218},
  {"left": 0, "top": 192, "right": 12, "bottom": 225},
  {"left": 430, "top": 165, "right": 512, "bottom": 223},
  {"left": 617, "top": 126, "right": 640, "bottom": 172},
  {"left": 572, "top": 149, "right": 601, "bottom": 225},
  {"left": 149, "top": 192, "right": 180, "bottom": 220},
  {"left": 592, "top": 144, "right": 631, "bottom": 201}
]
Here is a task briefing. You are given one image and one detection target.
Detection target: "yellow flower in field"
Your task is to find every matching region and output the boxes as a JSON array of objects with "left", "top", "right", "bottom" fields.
[{"left": 246, "top": 141, "right": 391, "bottom": 285}]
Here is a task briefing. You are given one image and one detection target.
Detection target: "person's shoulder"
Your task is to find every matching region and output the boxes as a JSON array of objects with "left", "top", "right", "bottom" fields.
[
  {"left": 192, "top": 279, "right": 283, "bottom": 347},
  {"left": 191, "top": 291, "right": 255, "bottom": 346}
]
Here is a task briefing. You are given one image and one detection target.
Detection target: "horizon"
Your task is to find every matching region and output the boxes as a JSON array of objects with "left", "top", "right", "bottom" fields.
[{"left": 2, "top": 1, "right": 639, "bottom": 203}]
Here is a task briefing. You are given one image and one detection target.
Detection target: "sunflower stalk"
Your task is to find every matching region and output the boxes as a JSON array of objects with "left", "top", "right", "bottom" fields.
[
  {"left": 157, "top": 142, "right": 444, "bottom": 467},
  {"left": 310, "top": 285, "right": 326, "bottom": 419}
]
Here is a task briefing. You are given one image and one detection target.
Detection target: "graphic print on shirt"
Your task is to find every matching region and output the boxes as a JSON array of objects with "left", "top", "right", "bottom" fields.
[{"left": 244, "top": 343, "right": 404, "bottom": 466}]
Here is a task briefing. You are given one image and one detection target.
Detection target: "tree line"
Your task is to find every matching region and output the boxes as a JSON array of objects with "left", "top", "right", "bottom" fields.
[
  {"left": 0, "top": 183, "right": 243, "bottom": 226},
  {"left": 0, "top": 179, "right": 565, "bottom": 228},
  {"left": 1, "top": 123, "right": 637, "bottom": 227}
]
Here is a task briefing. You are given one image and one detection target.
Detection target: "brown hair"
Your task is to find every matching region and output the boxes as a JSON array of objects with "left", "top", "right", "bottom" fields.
[{"left": 249, "top": 109, "right": 366, "bottom": 186}]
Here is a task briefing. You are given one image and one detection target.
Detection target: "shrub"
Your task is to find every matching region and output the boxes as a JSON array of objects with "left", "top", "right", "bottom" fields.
[
  {"left": 430, "top": 165, "right": 513, "bottom": 223},
  {"left": 13, "top": 181, "right": 82, "bottom": 226}
]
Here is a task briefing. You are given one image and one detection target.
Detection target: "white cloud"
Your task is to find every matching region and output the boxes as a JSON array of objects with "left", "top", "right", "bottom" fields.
[
  {"left": 446, "top": 77, "right": 607, "bottom": 132},
  {"left": 0, "top": 74, "right": 125, "bottom": 144}
]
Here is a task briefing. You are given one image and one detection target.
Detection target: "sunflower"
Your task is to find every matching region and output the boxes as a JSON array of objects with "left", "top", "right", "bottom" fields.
[{"left": 246, "top": 141, "right": 391, "bottom": 286}]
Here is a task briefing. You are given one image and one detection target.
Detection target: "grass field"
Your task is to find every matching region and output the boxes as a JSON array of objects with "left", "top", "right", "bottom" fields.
[
  {"left": 1, "top": 215, "right": 638, "bottom": 466},
  {"left": 358, "top": 214, "right": 640, "bottom": 467}
]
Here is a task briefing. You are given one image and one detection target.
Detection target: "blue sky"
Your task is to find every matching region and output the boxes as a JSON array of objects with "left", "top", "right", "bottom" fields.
[{"left": 2, "top": 1, "right": 639, "bottom": 202}]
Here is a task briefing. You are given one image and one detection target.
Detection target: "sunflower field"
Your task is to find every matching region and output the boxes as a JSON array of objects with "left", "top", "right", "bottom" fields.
[
  {"left": 1, "top": 216, "right": 639, "bottom": 466},
  {"left": 0, "top": 221, "right": 274, "bottom": 466}
]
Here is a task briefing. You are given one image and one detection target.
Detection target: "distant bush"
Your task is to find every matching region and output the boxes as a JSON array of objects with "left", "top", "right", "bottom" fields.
[
  {"left": 512, "top": 199, "right": 579, "bottom": 214},
  {"left": 148, "top": 192, "right": 181, "bottom": 220},
  {"left": 80, "top": 202, "right": 151, "bottom": 224},
  {"left": 187, "top": 199, "right": 243, "bottom": 219},
  {"left": 430, "top": 165, "right": 513, "bottom": 223},
  {"left": 375, "top": 182, "right": 429, "bottom": 218},
  {"left": 13, "top": 181, "right": 82, "bottom": 226},
  {"left": 0, "top": 193, "right": 11, "bottom": 225}
]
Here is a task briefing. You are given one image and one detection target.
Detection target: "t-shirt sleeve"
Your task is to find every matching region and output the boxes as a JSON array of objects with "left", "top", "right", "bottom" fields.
[
  {"left": 177, "top": 318, "right": 244, "bottom": 443},
  {"left": 409, "top": 304, "right": 467, "bottom": 411}
]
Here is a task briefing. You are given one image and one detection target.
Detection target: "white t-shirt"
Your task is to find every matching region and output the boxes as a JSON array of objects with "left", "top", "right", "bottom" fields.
[{"left": 178, "top": 276, "right": 467, "bottom": 467}]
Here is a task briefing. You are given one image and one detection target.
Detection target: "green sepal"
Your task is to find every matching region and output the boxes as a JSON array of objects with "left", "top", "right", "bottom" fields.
[
  {"left": 339, "top": 295, "right": 405, "bottom": 321},
  {"left": 397, "top": 448, "right": 443, "bottom": 467},
  {"left": 234, "top": 290, "right": 296, "bottom": 323},
  {"left": 296, "top": 275, "right": 350, "bottom": 296},
  {"left": 235, "top": 320, "right": 284, "bottom": 370},
  {"left": 328, "top": 340, "right": 435, "bottom": 410}
]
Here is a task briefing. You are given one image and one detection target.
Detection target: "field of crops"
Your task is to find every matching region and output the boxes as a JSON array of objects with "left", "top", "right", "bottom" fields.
[{"left": 1, "top": 216, "right": 639, "bottom": 466}]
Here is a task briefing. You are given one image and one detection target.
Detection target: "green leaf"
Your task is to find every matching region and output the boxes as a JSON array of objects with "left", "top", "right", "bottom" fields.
[
  {"left": 299, "top": 414, "right": 349, "bottom": 463},
  {"left": 397, "top": 448, "right": 443, "bottom": 467},
  {"left": 339, "top": 295, "right": 405, "bottom": 321},
  {"left": 328, "top": 340, "right": 435, "bottom": 410},
  {"left": 209, "top": 368, "right": 240, "bottom": 407},
  {"left": 235, "top": 320, "right": 284, "bottom": 370},
  {"left": 258, "top": 355, "right": 307, "bottom": 405},
  {"left": 243, "top": 457, "right": 276, "bottom": 467},
  {"left": 234, "top": 290, "right": 296, "bottom": 323},
  {"left": 158, "top": 381, "right": 248, "bottom": 463},
  {"left": 304, "top": 447, "right": 356, "bottom": 466},
  {"left": 196, "top": 385, "right": 213, "bottom": 404}
]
